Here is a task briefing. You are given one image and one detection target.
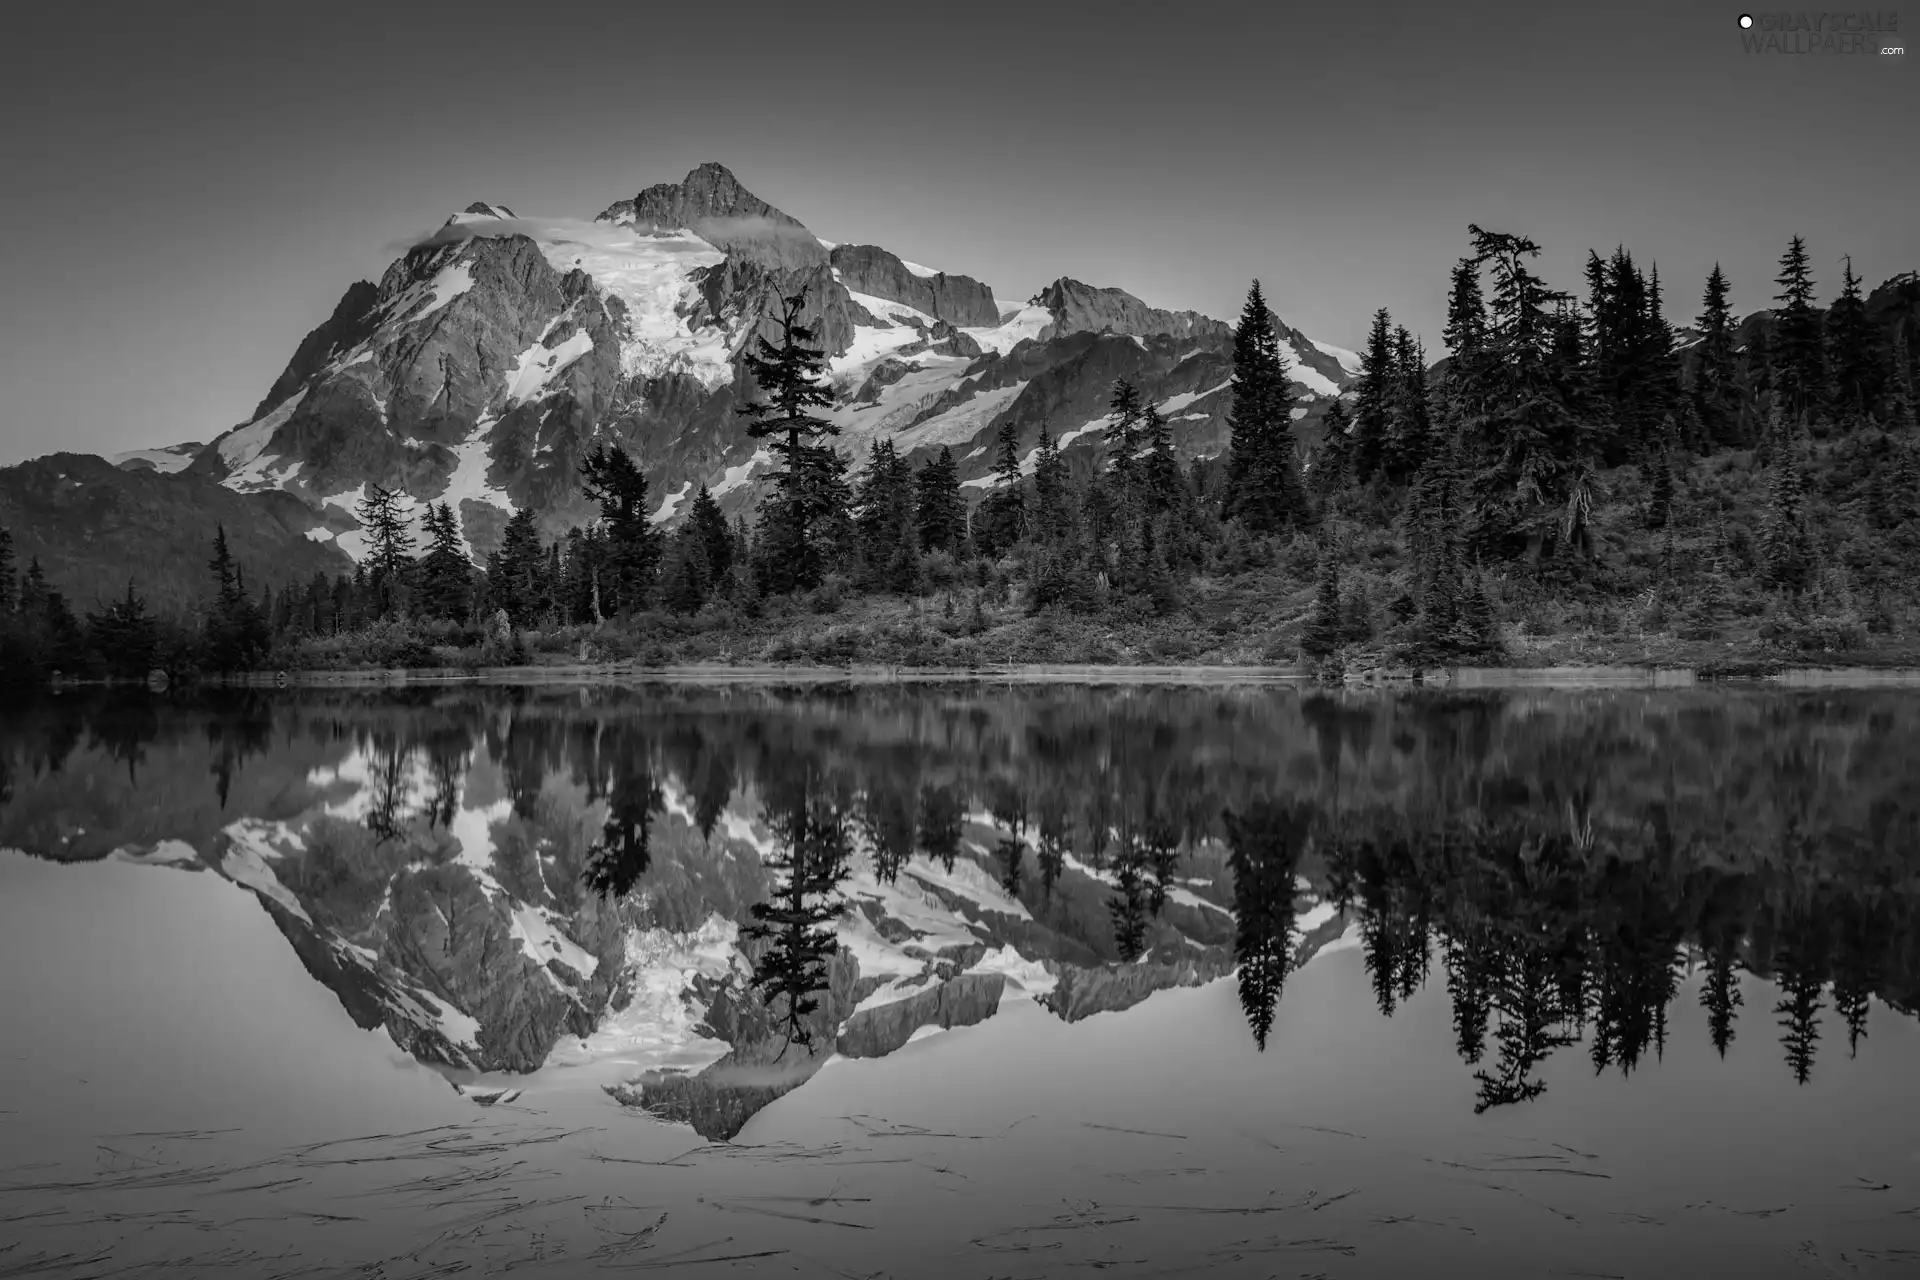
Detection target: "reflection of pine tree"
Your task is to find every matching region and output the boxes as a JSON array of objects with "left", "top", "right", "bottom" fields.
[
  {"left": 997, "top": 838, "right": 1025, "bottom": 898},
  {"left": 1474, "top": 947, "right": 1577, "bottom": 1113},
  {"left": 582, "top": 757, "right": 664, "bottom": 901},
  {"left": 744, "top": 787, "right": 854, "bottom": 1054},
  {"left": 857, "top": 784, "right": 918, "bottom": 883},
  {"left": 1772, "top": 916, "right": 1828, "bottom": 1086},
  {"left": 916, "top": 784, "right": 963, "bottom": 872},
  {"left": 1108, "top": 850, "right": 1152, "bottom": 963},
  {"left": 1034, "top": 806, "right": 1069, "bottom": 902},
  {"left": 1141, "top": 811, "right": 1183, "bottom": 916},
  {"left": 1701, "top": 951, "right": 1744, "bottom": 1059},
  {"left": 1443, "top": 932, "right": 1497, "bottom": 1065},
  {"left": 1224, "top": 801, "right": 1307, "bottom": 1051}
]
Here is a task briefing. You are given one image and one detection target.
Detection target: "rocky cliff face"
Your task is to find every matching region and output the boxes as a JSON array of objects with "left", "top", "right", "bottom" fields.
[
  {"left": 599, "top": 161, "right": 827, "bottom": 272},
  {"left": 829, "top": 243, "right": 1001, "bottom": 328}
]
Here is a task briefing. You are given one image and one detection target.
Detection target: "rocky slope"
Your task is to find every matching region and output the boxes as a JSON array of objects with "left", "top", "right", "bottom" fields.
[{"left": 66, "top": 163, "right": 1359, "bottom": 565}]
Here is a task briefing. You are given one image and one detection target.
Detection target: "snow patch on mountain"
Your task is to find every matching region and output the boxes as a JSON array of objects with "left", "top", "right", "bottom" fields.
[
  {"left": 220, "top": 819, "right": 312, "bottom": 925},
  {"left": 1287, "top": 359, "right": 1340, "bottom": 397},
  {"left": 218, "top": 388, "right": 308, "bottom": 493},
  {"left": 963, "top": 304, "right": 1053, "bottom": 355},
  {"left": 510, "top": 904, "right": 601, "bottom": 986},
  {"left": 896, "top": 381, "right": 1028, "bottom": 451},
  {"left": 512, "top": 217, "right": 732, "bottom": 388},
  {"left": 899, "top": 258, "right": 940, "bottom": 279},
  {"left": 1157, "top": 380, "right": 1231, "bottom": 415},
  {"left": 709, "top": 450, "right": 773, "bottom": 499},
  {"left": 651, "top": 479, "right": 692, "bottom": 525},
  {"left": 504, "top": 329, "right": 595, "bottom": 407},
  {"left": 406, "top": 260, "right": 476, "bottom": 326},
  {"left": 111, "top": 443, "right": 200, "bottom": 475},
  {"left": 1311, "top": 338, "right": 1363, "bottom": 375}
]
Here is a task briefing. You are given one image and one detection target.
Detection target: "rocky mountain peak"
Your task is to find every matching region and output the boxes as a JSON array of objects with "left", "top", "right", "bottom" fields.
[{"left": 596, "top": 162, "right": 825, "bottom": 271}]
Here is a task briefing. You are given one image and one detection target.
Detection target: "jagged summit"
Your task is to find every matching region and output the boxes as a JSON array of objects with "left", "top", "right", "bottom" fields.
[{"left": 596, "top": 161, "right": 825, "bottom": 270}]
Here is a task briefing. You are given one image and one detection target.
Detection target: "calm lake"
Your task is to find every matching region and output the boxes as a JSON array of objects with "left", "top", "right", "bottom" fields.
[{"left": 2, "top": 683, "right": 1918, "bottom": 1279}]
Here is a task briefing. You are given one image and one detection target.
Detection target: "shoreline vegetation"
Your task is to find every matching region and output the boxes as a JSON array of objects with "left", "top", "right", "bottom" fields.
[{"left": 7, "top": 235, "right": 1919, "bottom": 694}]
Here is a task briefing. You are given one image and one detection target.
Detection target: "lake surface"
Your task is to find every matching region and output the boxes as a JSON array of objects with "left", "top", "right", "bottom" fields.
[{"left": 3, "top": 683, "right": 1919, "bottom": 1278}]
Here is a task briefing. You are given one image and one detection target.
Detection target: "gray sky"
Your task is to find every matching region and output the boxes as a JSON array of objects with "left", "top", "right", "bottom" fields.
[{"left": 0, "top": 0, "right": 1911, "bottom": 464}]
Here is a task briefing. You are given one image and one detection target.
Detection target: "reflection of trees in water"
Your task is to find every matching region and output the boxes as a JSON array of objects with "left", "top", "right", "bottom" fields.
[
  {"left": 1223, "top": 801, "right": 1306, "bottom": 1051},
  {"left": 9, "top": 683, "right": 1920, "bottom": 1104},
  {"left": 1322, "top": 811, "right": 1920, "bottom": 1108},
  {"left": 743, "top": 774, "right": 853, "bottom": 1055}
]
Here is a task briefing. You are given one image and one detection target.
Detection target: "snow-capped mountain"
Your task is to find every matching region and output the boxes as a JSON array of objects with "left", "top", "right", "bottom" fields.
[{"left": 143, "top": 163, "right": 1357, "bottom": 562}]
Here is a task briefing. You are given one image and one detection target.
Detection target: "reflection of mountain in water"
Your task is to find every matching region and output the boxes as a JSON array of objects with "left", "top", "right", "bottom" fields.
[{"left": 4, "top": 685, "right": 1918, "bottom": 1137}]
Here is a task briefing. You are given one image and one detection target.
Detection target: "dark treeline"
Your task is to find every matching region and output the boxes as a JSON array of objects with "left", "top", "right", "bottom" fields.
[
  {"left": 12, "top": 230, "right": 1912, "bottom": 682},
  {"left": 5, "top": 684, "right": 1918, "bottom": 1095}
]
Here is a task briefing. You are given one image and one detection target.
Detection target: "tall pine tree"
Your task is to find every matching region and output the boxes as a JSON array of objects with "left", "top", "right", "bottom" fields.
[{"left": 739, "top": 290, "right": 846, "bottom": 593}]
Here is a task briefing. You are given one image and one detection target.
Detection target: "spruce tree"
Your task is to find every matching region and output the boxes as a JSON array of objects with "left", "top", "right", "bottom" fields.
[
  {"left": 1139, "top": 402, "right": 1185, "bottom": 514},
  {"left": 1771, "top": 235, "right": 1826, "bottom": 425},
  {"left": 1300, "top": 545, "right": 1343, "bottom": 658},
  {"left": 86, "top": 581, "right": 158, "bottom": 678},
  {"left": 1350, "top": 307, "right": 1395, "bottom": 484},
  {"left": 1759, "top": 420, "right": 1815, "bottom": 594},
  {"left": 1105, "top": 378, "right": 1144, "bottom": 493},
  {"left": 1693, "top": 264, "right": 1742, "bottom": 447},
  {"left": 1314, "top": 398, "right": 1352, "bottom": 500},
  {"left": 914, "top": 445, "right": 966, "bottom": 556},
  {"left": 416, "top": 503, "right": 472, "bottom": 621},
  {"left": 579, "top": 443, "right": 661, "bottom": 615},
  {"left": 493, "top": 507, "right": 548, "bottom": 628},
  {"left": 1223, "top": 281, "right": 1302, "bottom": 532},
  {"left": 686, "top": 484, "right": 732, "bottom": 585},
  {"left": 738, "top": 290, "right": 845, "bottom": 593},
  {"left": 1825, "top": 256, "right": 1878, "bottom": 427},
  {"left": 853, "top": 438, "right": 918, "bottom": 591},
  {"left": 975, "top": 420, "right": 1028, "bottom": 556},
  {"left": 1032, "top": 425, "right": 1070, "bottom": 540},
  {"left": 354, "top": 483, "right": 415, "bottom": 618},
  {"left": 660, "top": 527, "right": 711, "bottom": 615},
  {"left": 1385, "top": 326, "right": 1431, "bottom": 480}
]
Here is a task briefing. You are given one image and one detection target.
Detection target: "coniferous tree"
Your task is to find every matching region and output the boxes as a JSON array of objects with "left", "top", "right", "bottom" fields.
[
  {"left": 685, "top": 484, "right": 732, "bottom": 586},
  {"left": 1139, "top": 402, "right": 1185, "bottom": 515},
  {"left": 1759, "top": 412, "right": 1815, "bottom": 593},
  {"left": 354, "top": 483, "right": 416, "bottom": 618},
  {"left": 1771, "top": 235, "right": 1826, "bottom": 425},
  {"left": 579, "top": 443, "right": 661, "bottom": 615},
  {"left": 1826, "top": 256, "right": 1879, "bottom": 427},
  {"left": 416, "top": 503, "right": 472, "bottom": 621},
  {"left": 1031, "top": 425, "right": 1069, "bottom": 540},
  {"left": 1105, "top": 378, "right": 1144, "bottom": 495},
  {"left": 1693, "top": 264, "right": 1742, "bottom": 447},
  {"left": 974, "top": 421, "right": 1028, "bottom": 556},
  {"left": 1300, "top": 544, "right": 1343, "bottom": 658},
  {"left": 203, "top": 525, "right": 269, "bottom": 671},
  {"left": 1385, "top": 326, "right": 1432, "bottom": 480},
  {"left": 914, "top": 445, "right": 967, "bottom": 556},
  {"left": 1314, "top": 398, "right": 1352, "bottom": 501},
  {"left": 659, "top": 526, "right": 712, "bottom": 615},
  {"left": 492, "top": 507, "right": 548, "bottom": 628},
  {"left": 739, "top": 290, "right": 846, "bottom": 593},
  {"left": 1350, "top": 307, "right": 1395, "bottom": 485},
  {"left": 853, "top": 438, "right": 919, "bottom": 592},
  {"left": 86, "top": 581, "right": 157, "bottom": 678},
  {"left": 1222, "top": 283, "right": 1304, "bottom": 531}
]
